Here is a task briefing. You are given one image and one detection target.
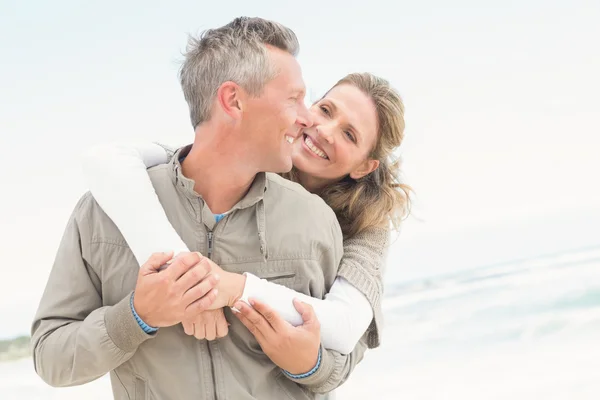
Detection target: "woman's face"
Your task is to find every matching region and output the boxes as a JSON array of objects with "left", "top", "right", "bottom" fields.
[{"left": 292, "top": 84, "right": 380, "bottom": 192}]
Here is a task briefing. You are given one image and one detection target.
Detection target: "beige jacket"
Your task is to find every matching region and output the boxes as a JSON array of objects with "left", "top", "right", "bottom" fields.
[{"left": 31, "top": 146, "right": 367, "bottom": 399}]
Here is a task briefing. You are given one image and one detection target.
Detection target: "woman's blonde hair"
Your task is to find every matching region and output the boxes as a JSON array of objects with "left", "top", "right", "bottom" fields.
[{"left": 285, "top": 73, "right": 412, "bottom": 238}]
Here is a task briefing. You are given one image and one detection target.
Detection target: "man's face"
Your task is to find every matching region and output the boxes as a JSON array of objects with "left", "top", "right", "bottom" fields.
[{"left": 241, "top": 47, "right": 312, "bottom": 173}]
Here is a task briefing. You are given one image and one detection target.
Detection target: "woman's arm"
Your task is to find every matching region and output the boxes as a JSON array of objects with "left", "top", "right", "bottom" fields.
[
  {"left": 238, "top": 226, "right": 389, "bottom": 353},
  {"left": 335, "top": 225, "right": 390, "bottom": 349},
  {"left": 238, "top": 226, "right": 390, "bottom": 353},
  {"left": 79, "top": 141, "right": 377, "bottom": 354},
  {"left": 80, "top": 142, "right": 188, "bottom": 265},
  {"left": 239, "top": 274, "right": 372, "bottom": 354}
]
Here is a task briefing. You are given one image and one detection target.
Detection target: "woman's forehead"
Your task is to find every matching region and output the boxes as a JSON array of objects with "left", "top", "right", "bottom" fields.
[{"left": 321, "top": 84, "right": 378, "bottom": 148}]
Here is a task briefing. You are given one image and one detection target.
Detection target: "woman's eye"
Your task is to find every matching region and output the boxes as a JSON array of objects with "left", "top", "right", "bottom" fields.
[
  {"left": 345, "top": 131, "right": 356, "bottom": 142},
  {"left": 320, "top": 105, "right": 330, "bottom": 116}
]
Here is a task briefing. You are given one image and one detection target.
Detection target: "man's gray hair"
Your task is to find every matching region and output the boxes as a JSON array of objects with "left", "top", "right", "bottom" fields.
[{"left": 180, "top": 17, "right": 300, "bottom": 128}]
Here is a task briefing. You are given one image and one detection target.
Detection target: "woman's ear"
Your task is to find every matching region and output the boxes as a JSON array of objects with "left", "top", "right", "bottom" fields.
[{"left": 350, "top": 159, "right": 380, "bottom": 180}]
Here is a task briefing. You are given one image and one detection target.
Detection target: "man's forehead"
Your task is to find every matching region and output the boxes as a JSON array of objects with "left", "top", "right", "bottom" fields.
[
  {"left": 267, "top": 47, "right": 305, "bottom": 91},
  {"left": 285, "top": 64, "right": 306, "bottom": 95}
]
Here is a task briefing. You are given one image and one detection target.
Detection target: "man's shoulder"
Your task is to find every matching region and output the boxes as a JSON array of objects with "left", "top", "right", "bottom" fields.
[
  {"left": 264, "top": 173, "right": 341, "bottom": 235},
  {"left": 265, "top": 173, "right": 333, "bottom": 214},
  {"left": 264, "top": 174, "right": 343, "bottom": 263},
  {"left": 72, "top": 191, "right": 102, "bottom": 220},
  {"left": 71, "top": 191, "right": 129, "bottom": 246},
  {"left": 146, "top": 163, "right": 172, "bottom": 179}
]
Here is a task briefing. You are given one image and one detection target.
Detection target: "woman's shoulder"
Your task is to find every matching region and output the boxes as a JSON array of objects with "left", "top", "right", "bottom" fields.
[
  {"left": 153, "top": 142, "right": 177, "bottom": 161},
  {"left": 345, "top": 224, "right": 391, "bottom": 246}
]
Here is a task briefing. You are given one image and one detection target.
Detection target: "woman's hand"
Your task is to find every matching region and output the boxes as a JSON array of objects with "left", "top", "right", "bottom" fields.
[
  {"left": 182, "top": 309, "right": 229, "bottom": 340},
  {"left": 197, "top": 256, "right": 247, "bottom": 310},
  {"left": 233, "top": 298, "right": 321, "bottom": 375}
]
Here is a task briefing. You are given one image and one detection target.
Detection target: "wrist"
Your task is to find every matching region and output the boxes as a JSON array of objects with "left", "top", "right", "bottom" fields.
[
  {"left": 131, "top": 292, "right": 159, "bottom": 332},
  {"left": 132, "top": 292, "right": 149, "bottom": 323},
  {"left": 223, "top": 271, "right": 246, "bottom": 308},
  {"left": 284, "top": 346, "right": 322, "bottom": 377}
]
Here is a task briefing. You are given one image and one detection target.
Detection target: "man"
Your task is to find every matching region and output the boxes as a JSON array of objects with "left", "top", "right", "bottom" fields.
[{"left": 31, "top": 17, "right": 366, "bottom": 399}]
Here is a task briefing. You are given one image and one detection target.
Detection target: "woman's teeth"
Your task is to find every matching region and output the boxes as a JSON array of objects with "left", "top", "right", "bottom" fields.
[{"left": 304, "top": 136, "right": 328, "bottom": 159}]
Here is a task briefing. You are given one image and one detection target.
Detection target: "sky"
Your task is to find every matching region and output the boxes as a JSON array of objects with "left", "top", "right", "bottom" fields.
[{"left": 0, "top": 0, "right": 599, "bottom": 338}]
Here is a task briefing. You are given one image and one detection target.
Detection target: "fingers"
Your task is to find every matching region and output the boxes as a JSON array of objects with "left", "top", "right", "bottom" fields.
[
  {"left": 184, "top": 288, "right": 219, "bottom": 317},
  {"left": 233, "top": 307, "right": 266, "bottom": 343},
  {"left": 233, "top": 301, "right": 274, "bottom": 342},
  {"left": 176, "top": 259, "right": 216, "bottom": 293},
  {"left": 182, "top": 271, "right": 219, "bottom": 306},
  {"left": 203, "top": 320, "right": 217, "bottom": 341},
  {"left": 293, "top": 299, "right": 320, "bottom": 331},
  {"left": 166, "top": 252, "right": 205, "bottom": 281},
  {"left": 140, "top": 252, "right": 174, "bottom": 274},
  {"left": 182, "top": 319, "right": 195, "bottom": 336},
  {"left": 215, "top": 311, "right": 229, "bottom": 339},
  {"left": 193, "top": 323, "right": 206, "bottom": 340},
  {"left": 183, "top": 311, "right": 229, "bottom": 341},
  {"left": 248, "top": 298, "right": 286, "bottom": 332}
]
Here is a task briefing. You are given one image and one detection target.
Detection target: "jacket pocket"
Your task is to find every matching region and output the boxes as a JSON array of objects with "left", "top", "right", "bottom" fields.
[
  {"left": 258, "top": 271, "right": 296, "bottom": 287},
  {"left": 275, "top": 372, "right": 313, "bottom": 400},
  {"left": 134, "top": 374, "right": 148, "bottom": 400},
  {"left": 263, "top": 272, "right": 296, "bottom": 281}
]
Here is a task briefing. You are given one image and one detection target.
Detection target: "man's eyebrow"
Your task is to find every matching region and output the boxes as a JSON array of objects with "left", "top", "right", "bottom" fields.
[{"left": 291, "top": 88, "right": 306, "bottom": 97}]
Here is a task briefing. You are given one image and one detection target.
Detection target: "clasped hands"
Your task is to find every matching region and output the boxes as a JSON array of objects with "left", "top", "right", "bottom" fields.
[{"left": 133, "top": 251, "right": 321, "bottom": 375}]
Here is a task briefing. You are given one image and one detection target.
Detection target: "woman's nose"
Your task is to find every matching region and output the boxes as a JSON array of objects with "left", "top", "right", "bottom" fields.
[{"left": 316, "top": 125, "right": 334, "bottom": 144}]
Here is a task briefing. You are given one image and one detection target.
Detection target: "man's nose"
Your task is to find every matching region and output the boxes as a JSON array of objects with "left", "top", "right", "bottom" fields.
[{"left": 296, "top": 103, "right": 314, "bottom": 128}]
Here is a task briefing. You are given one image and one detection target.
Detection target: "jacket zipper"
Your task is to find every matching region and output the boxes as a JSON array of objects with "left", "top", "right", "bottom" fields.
[
  {"left": 207, "top": 231, "right": 213, "bottom": 259},
  {"left": 198, "top": 196, "right": 220, "bottom": 399},
  {"left": 206, "top": 228, "right": 218, "bottom": 400}
]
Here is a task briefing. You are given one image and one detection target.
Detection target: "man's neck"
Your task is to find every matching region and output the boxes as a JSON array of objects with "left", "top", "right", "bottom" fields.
[{"left": 181, "top": 125, "right": 259, "bottom": 214}]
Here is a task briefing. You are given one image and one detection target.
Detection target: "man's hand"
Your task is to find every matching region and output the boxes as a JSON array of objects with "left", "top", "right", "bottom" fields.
[
  {"left": 182, "top": 309, "right": 229, "bottom": 340},
  {"left": 233, "top": 298, "right": 321, "bottom": 375},
  {"left": 133, "top": 252, "right": 219, "bottom": 328}
]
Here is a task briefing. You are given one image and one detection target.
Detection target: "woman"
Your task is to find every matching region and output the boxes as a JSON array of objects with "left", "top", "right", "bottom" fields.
[{"left": 82, "top": 72, "right": 411, "bottom": 355}]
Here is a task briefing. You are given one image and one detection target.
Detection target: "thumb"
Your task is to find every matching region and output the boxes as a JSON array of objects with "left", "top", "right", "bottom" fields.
[
  {"left": 293, "top": 299, "right": 319, "bottom": 330},
  {"left": 140, "top": 251, "right": 174, "bottom": 274}
]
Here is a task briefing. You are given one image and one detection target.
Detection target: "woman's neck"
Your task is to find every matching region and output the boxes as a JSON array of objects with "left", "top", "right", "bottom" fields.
[{"left": 294, "top": 169, "right": 330, "bottom": 195}]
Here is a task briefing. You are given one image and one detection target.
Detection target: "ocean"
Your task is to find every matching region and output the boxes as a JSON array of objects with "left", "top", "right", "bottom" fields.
[{"left": 2, "top": 245, "right": 599, "bottom": 399}]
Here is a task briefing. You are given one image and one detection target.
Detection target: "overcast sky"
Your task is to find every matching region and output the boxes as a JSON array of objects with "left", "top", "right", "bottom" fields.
[{"left": 1, "top": 0, "right": 598, "bottom": 338}]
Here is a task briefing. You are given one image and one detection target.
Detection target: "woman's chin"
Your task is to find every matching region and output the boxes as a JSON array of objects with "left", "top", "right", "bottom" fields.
[{"left": 292, "top": 153, "right": 319, "bottom": 174}]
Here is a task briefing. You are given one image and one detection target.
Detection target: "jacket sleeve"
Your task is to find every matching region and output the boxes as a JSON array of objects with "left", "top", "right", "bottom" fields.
[
  {"left": 282, "top": 215, "right": 368, "bottom": 392},
  {"left": 282, "top": 335, "right": 368, "bottom": 393},
  {"left": 30, "top": 194, "right": 155, "bottom": 387}
]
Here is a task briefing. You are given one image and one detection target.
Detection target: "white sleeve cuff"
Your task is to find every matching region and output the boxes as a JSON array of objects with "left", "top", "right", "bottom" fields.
[{"left": 239, "top": 272, "right": 260, "bottom": 305}]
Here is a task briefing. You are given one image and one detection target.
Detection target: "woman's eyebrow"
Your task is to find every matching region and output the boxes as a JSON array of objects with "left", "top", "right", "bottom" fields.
[{"left": 327, "top": 99, "right": 363, "bottom": 142}]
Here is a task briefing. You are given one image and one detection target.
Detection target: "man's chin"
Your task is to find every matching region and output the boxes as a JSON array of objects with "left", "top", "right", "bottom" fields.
[
  {"left": 256, "top": 157, "right": 293, "bottom": 174},
  {"left": 277, "top": 163, "right": 294, "bottom": 174},
  {"left": 273, "top": 159, "right": 294, "bottom": 174}
]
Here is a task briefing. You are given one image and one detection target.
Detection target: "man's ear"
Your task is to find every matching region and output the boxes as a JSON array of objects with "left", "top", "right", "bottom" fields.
[
  {"left": 216, "top": 81, "right": 243, "bottom": 119},
  {"left": 350, "top": 159, "right": 380, "bottom": 180}
]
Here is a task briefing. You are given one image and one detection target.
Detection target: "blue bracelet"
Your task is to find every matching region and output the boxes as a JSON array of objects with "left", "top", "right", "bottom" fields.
[
  {"left": 283, "top": 347, "right": 322, "bottom": 379},
  {"left": 130, "top": 292, "right": 158, "bottom": 334}
]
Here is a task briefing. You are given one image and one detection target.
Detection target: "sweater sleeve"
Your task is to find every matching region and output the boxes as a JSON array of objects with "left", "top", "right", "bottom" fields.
[{"left": 336, "top": 225, "right": 391, "bottom": 348}]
